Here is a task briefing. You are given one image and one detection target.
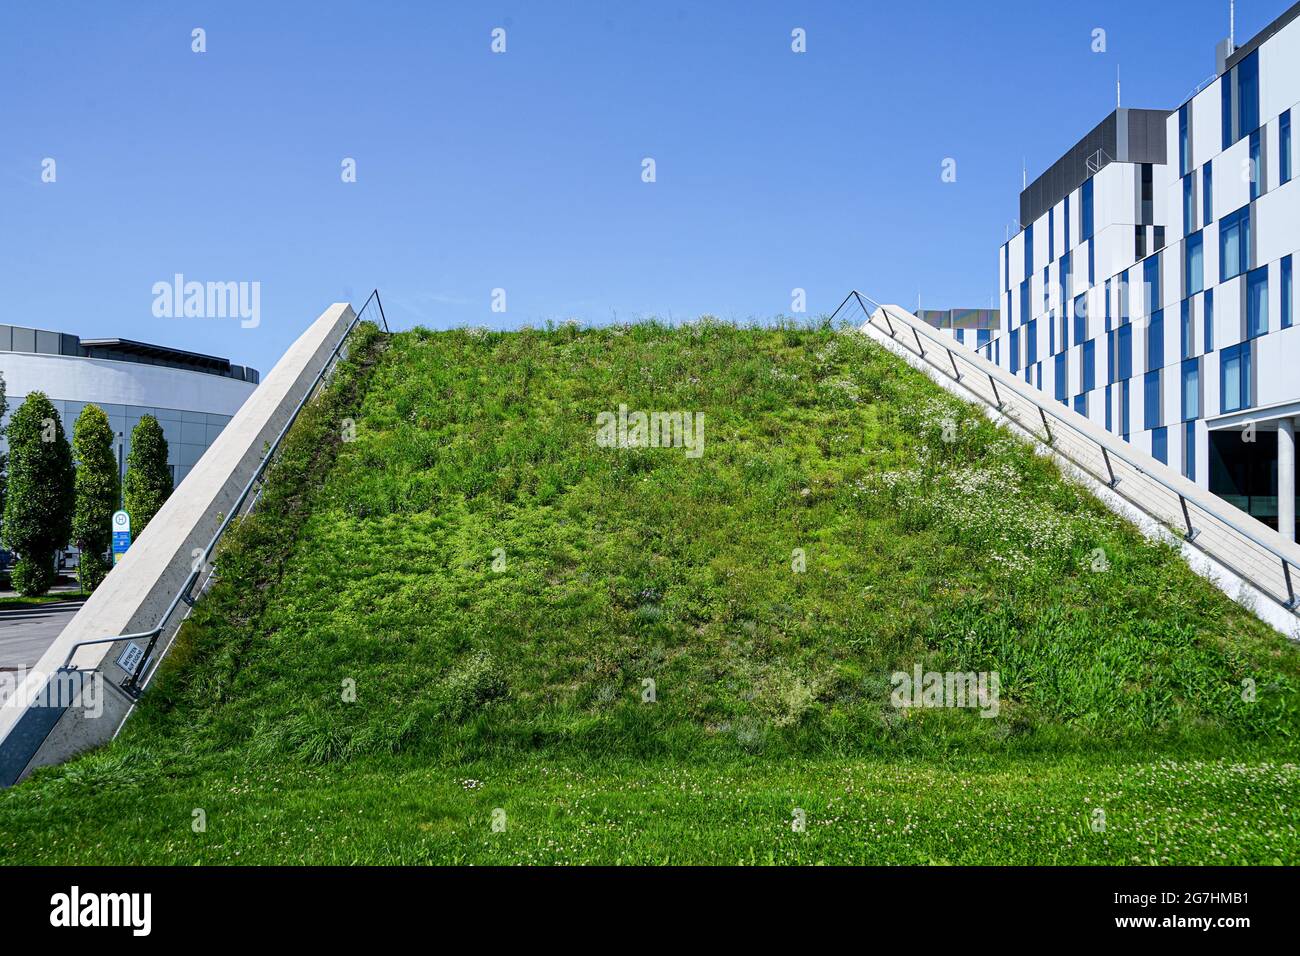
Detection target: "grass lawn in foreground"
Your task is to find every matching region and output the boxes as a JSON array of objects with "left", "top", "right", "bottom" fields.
[{"left": 1, "top": 319, "right": 1297, "bottom": 864}]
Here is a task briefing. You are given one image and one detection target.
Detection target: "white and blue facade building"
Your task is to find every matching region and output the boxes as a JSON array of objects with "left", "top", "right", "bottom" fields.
[{"left": 991, "top": 2, "right": 1300, "bottom": 541}]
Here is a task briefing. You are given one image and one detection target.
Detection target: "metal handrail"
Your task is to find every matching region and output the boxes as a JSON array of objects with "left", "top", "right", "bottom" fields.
[
  {"left": 59, "top": 291, "right": 391, "bottom": 690},
  {"left": 833, "top": 289, "right": 1300, "bottom": 613}
]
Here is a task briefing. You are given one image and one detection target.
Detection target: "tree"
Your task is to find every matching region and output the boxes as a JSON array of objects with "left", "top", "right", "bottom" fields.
[
  {"left": 1, "top": 392, "right": 75, "bottom": 596},
  {"left": 71, "top": 404, "right": 119, "bottom": 591},
  {"left": 124, "top": 415, "right": 171, "bottom": 533},
  {"left": 0, "top": 371, "right": 8, "bottom": 537}
]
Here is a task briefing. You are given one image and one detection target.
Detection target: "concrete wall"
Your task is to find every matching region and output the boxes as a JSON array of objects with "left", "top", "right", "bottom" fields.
[{"left": 0, "top": 303, "right": 357, "bottom": 786}]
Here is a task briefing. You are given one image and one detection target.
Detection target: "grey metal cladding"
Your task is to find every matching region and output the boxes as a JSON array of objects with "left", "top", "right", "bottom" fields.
[{"left": 1019, "top": 108, "right": 1169, "bottom": 228}]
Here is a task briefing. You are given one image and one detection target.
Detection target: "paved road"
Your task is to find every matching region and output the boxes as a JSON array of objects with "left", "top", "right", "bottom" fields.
[{"left": 0, "top": 600, "right": 86, "bottom": 671}]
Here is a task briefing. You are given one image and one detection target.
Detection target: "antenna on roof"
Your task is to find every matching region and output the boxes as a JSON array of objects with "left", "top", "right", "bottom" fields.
[
  {"left": 1022, "top": 159, "right": 1027, "bottom": 189},
  {"left": 1230, "top": 0, "right": 1236, "bottom": 46},
  {"left": 1116, "top": 65, "right": 1121, "bottom": 109}
]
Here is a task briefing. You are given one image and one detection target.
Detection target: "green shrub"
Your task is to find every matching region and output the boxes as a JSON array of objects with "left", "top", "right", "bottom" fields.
[{"left": 2, "top": 392, "right": 74, "bottom": 596}]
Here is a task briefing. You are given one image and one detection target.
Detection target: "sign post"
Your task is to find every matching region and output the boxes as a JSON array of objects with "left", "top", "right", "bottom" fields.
[{"left": 111, "top": 510, "right": 131, "bottom": 564}]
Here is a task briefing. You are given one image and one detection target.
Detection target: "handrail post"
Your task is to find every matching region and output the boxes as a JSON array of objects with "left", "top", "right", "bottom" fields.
[
  {"left": 946, "top": 346, "right": 960, "bottom": 380},
  {"left": 1179, "top": 495, "right": 1198, "bottom": 541},
  {"left": 1284, "top": 560, "right": 1297, "bottom": 610},
  {"left": 988, "top": 374, "right": 1003, "bottom": 409},
  {"left": 912, "top": 327, "right": 925, "bottom": 357},
  {"left": 1101, "top": 445, "right": 1120, "bottom": 488},
  {"left": 1039, "top": 406, "right": 1053, "bottom": 444}
]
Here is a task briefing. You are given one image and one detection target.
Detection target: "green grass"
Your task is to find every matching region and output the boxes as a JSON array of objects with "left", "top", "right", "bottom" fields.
[
  {"left": 0, "top": 593, "right": 81, "bottom": 610},
  {"left": 2, "top": 318, "right": 1298, "bottom": 865}
]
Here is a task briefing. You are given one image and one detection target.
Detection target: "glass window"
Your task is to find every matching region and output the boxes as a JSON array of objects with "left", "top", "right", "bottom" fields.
[
  {"left": 1185, "top": 230, "right": 1204, "bottom": 295},
  {"left": 1204, "top": 288, "right": 1214, "bottom": 353},
  {"left": 1179, "top": 104, "right": 1191, "bottom": 176},
  {"left": 1220, "top": 341, "right": 1251, "bottom": 413},
  {"left": 1250, "top": 131, "right": 1262, "bottom": 200},
  {"left": 1019, "top": 279, "right": 1030, "bottom": 327},
  {"left": 1184, "top": 421, "right": 1196, "bottom": 481},
  {"left": 1055, "top": 352, "right": 1067, "bottom": 402},
  {"left": 1181, "top": 359, "right": 1199, "bottom": 420},
  {"left": 1283, "top": 110, "right": 1293, "bottom": 185},
  {"left": 1106, "top": 383, "right": 1113, "bottom": 431},
  {"left": 1147, "top": 309, "right": 1164, "bottom": 373},
  {"left": 1083, "top": 339, "right": 1096, "bottom": 392},
  {"left": 1144, "top": 370, "right": 1161, "bottom": 430},
  {"left": 1151, "top": 426, "right": 1168, "bottom": 464},
  {"left": 1073, "top": 394, "right": 1087, "bottom": 416},
  {"left": 1104, "top": 278, "right": 1112, "bottom": 332},
  {"left": 1059, "top": 251, "right": 1071, "bottom": 316},
  {"left": 1183, "top": 175, "right": 1195, "bottom": 234},
  {"left": 1284, "top": 255, "right": 1294, "bottom": 329},
  {"left": 1024, "top": 223, "right": 1033, "bottom": 276},
  {"left": 1121, "top": 379, "right": 1131, "bottom": 438},
  {"left": 1010, "top": 328, "right": 1020, "bottom": 374},
  {"left": 1203, "top": 163, "right": 1213, "bottom": 226},
  {"left": 1117, "top": 323, "right": 1133, "bottom": 379},
  {"left": 1238, "top": 51, "right": 1259, "bottom": 139},
  {"left": 1247, "top": 265, "right": 1268, "bottom": 338},
  {"left": 1073, "top": 294, "right": 1086, "bottom": 344},
  {"left": 1081, "top": 178, "right": 1094, "bottom": 240},
  {"left": 1144, "top": 254, "right": 1160, "bottom": 315},
  {"left": 1181, "top": 299, "right": 1193, "bottom": 360},
  {"left": 1135, "top": 225, "right": 1146, "bottom": 261},
  {"left": 1049, "top": 207, "right": 1055, "bottom": 262},
  {"left": 1221, "top": 72, "right": 1233, "bottom": 150},
  {"left": 1219, "top": 204, "right": 1251, "bottom": 281}
]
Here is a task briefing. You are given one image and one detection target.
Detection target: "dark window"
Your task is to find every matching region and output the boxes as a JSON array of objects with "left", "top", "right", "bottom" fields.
[
  {"left": 1081, "top": 178, "right": 1094, "bottom": 240},
  {"left": 1144, "top": 255, "right": 1161, "bottom": 315},
  {"left": 1184, "top": 421, "right": 1196, "bottom": 481},
  {"left": 1247, "top": 265, "right": 1268, "bottom": 338},
  {"left": 1141, "top": 164, "right": 1154, "bottom": 222},
  {"left": 1055, "top": 352, "right": 1068, "bottom": 402},
  {"left": 1181, "top": 299, "right": 1193, "bottom": 360},
  {"left": 1238, "top": 51, "right": 1259, "bottom": 139},
  {"left": 1151, "top": 426, "right": 1168, "bottom": 464},
  {"left": 1083, "top": 339, "right": 1096, "bottom": 392},
  {"left": 1205, "top": 288, "right": 1215, "bottom": 353},
  {"left": 1221, "top": 71, "right": 1233, "bottom": 150},
  {"left": 1144, "top": 370, "right": 1161, "bottom": 430},
  {"left": 1203, "top": 163, "right": 1213, "bottom": 226},
  {"left": 1147, "top": 309, "right": 1164, "bottom": 373},
  {"left": 1117, "top": 323, "right": 1133, "bottom": 379},
  {"left": 1183, "top": 175, "right": 1195, "bottom": 235},
  {"left": 1284, "top": 255, "right": 1293, "bottom": 330},
  {"left": 1026, "top": 318, "right": 1038, "bottom": 367},
  {"left": 1283, "top": 110, "right": 1293, "bottom": 185},
  {"left": 1135, "top": 226, "right": 1146, "bottom": 261},
  {"left": 1025, "top": 223, "right": 1034, "bottom": 275}
]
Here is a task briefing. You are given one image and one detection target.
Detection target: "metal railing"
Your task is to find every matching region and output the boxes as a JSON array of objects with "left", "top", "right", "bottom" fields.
[
  {"left": 833, "top": 289, "right": 1300, "bottom": 616},
  {"left": 60, "top": 291, "right": 390, "bottom": 694}
]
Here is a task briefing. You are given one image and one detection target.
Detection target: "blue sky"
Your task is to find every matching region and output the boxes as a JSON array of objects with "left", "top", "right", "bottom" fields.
[{"left": 0, "top": 0, "right": 1282, "bottom": 375}]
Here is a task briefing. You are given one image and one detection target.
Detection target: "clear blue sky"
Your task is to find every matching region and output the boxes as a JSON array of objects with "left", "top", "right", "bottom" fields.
[{"left": 0, "top": 0, "right": 1281, "bottom": 375}]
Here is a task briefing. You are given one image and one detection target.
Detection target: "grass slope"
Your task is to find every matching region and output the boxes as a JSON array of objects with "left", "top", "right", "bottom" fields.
[{"left": 2, "top": 320, "right": 1298, "bottom": 865}]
